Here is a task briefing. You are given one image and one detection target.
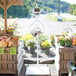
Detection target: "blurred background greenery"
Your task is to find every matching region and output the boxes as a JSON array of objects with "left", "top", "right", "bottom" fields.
[{"left": 0, "top": 0, "right": 76, "bottom": 18}]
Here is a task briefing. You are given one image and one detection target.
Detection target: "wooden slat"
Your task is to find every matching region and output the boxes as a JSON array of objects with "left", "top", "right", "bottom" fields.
[
  {"left": 8, "top": 64, "right": 13, "bottom": 70},
  {"left": 0, "top": 70, "right": 16, "bottom": 74},
  {"left": 14, "top": 0, "right": 23, "bottom": 5},
  {"left": 7, "top": 0, "right": 17, "bottom": 9},
  {"left": 0, "top": 3, "right": 4, "bottom": 9},
  {"left": 2, "top": 54, "right": 6, "bottom": 61},
  {"left": 0, "top": 1, "right": 4, "bottom": 4},
  {"left": 64, "top": 53, "right": 70, "bottom": 60},
  {"left": 0, "top": 64, "right": 1, "bottom": 69},
  {"left": 3, "top": 63, "right": 7, "bottom": 70},
  {"left": 0, "top": 46, "right": 17, "bottom": 75},
  {"left": 0, "top": 61, "right": 17, "bottom": 64},
  {"left": 5, "top": 48, "right": 10, "bottom": 54},
  {"left": 0, "top": 55, "right": 2, "bottom": 60}
]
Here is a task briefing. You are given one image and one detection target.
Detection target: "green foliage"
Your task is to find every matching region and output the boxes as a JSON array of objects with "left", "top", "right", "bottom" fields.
[
  {"left": 20, "top": 33, "right": 34, "bottom": 47},
  {"left": 69, "top": 4, "right": 76, "bottom": 16},
  {"left": 0, "top": 6, "right": 28, "bottom": 18},
  {"left": 47, "top": 13, "right": 57, "bottom": 21},
  {"left": 0, "top": 8, "right": 4, "bottom": 16},
  {"left": 0, "top": 0, "right": 70, "bottom": 17},
  {"left": 47, "top": 13, "right": 76, "bottom": 21},
  {"left": 73, "top": 33, "right": 76, "bottom": 36},
  {"left": 65, "top": 38, "right": 72, "bottom": 47},
  {"left": 7, "top": 6, "right": 28, "bottom": 18},
  {"left": 20, "top": 33, "right": 34, "bottom": 41},
  {"left": 59, "top": 36, "right": 65, "bottom": 46},
  {"left": 41, "top": 40, "right": 52, "bottom": 49},
  {"left": 26, "top": 39, "right": 36, "bottom": 48},
  {"left": 38, "top": 35, "right": 48, "bottom": 44}
]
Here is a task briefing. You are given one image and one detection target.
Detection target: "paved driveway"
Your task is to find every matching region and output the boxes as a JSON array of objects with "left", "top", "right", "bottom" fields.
[{"left": 16, "top": 15, "right": 76, "bottom": 36}]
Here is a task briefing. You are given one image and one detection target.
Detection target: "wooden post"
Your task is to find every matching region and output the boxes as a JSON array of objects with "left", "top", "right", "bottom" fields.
[{"left": 4, "top": 0, "right": 7, "bottom": 33}]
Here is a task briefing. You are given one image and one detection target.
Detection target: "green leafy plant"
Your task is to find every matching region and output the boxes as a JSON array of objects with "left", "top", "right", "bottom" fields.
[
  {"left": 26, "top": 39, "right": 36, "bottom": 49},
  {"left": 59, "top": 36, "right": 65, "bottom": 46},
  {"left": 65, "top": 38, "right": 72, "bottom": 47},
  {"left": 20, "top": 33, "right": 34, "bottom": 41},
  {"left": 19, "top": 33, "right": 34, "bottom": 47},
  {"left": 38, "top": 35, "right": 48, "bottom": 44},
  {"left": 41, "top": 40, "right": 52, "bottom": 49}
]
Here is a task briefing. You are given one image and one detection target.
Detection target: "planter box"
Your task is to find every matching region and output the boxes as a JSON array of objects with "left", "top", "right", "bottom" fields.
[
  {"left": 0, "top": 47, "right": 18, "bottom": 75},
  {"left": 59, "top": 47, "right": 76, "bottom": 76}
]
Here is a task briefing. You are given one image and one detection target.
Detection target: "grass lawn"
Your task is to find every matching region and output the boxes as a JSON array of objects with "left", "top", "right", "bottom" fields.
[
  {"left": 46, "top": 13, "right": 76, "bottom": 21},
  {"left": 46, "top": 13, "right": 57, "bottom": 21}
]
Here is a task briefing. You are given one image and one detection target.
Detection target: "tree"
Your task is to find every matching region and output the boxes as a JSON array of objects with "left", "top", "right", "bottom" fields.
[{"left": 70, "top": 4, "right": 76, "bottom": 16}]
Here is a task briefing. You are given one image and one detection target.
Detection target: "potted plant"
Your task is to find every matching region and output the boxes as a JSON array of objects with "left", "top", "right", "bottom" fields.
[
  {"left": 26, "top": 39, "right": 36, "bottom": 54},
  {"left": 20, "top": 33, "right": 34, "bottom": 50},
  {"left": 59, "top": 36, "right": 65, "bottom": 46},
  {"left": 65, "top": 37, "right": 72, "bottom": 47},
  {"left": 38, "top": 35, "right": 48, "bottom": 45},
  {"left": 41, "top": 40, "right": 52, "bottom": 54}
]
